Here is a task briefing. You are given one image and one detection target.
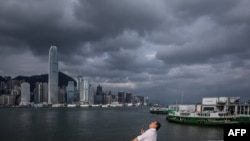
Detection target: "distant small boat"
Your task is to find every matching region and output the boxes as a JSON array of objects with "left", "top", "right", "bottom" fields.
[
  {"left": 150, "top": 104, "right": 168, "bottom": 114},
  {"left": 80, "top": 104, "right": 90, "bottom": 107},
  {"left": 101, "top": 104, "right": 110, "bottom": 108},
  {"left": 67, "top": 104, "right": 76, "bottom": 107},
  {"left": 51, "top": 104, "right": 65, "bottom": 107}
]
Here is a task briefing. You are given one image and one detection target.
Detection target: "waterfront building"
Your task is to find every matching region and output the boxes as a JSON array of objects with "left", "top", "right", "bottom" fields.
[
  {"left": 83, "top": 78, "right": 89, "bottom": 103},
  {"left": 58, "top": 86, "right": 66, "bottom": 103},
  {"left": 0, "top": 95, "right": 15, "bottom": 106},
  {"left": 94, "top": 84, "right": 104, "bottom": 104},
  {"left": 66, "top": 81, "right": 75, "bottom": 103},
  {"left": 11, "top": 85, "right": 20, "bottom": 96},
  {"left": 33, "top": 82, "right": 40, "bottom": 103},
  {"left": 125, "top": 92, "right": 132, "bottom": 103},
  {"left": 105, "top": 94, "right": 112, "bottom": 104},
  {"left": 6, "top": 76, "right": 12, "bottom": 94},
  {"left": 79, "top": 78, "right": 90, "bottom": 104},
  {"left": 0, "top": 81, "right": 5, "bottom": 89},
  {"left": 96, "top": 84, "right": 102, "bottom": 95},
  {"left": 42, "top": 83, "right": 48, "bottom": 103},
  {"left": 118, "top": 91, "right": 125, "bottom": 104},
  {"left": 20, "top": 82, "right": 30, "bottom": 105},
  {"left": 133, "top": 96, "right": 145, "bottom": 106},
  {"left": 79, "top": 76, "right": 84, "bottom": 104},
  {"left": 144, "top": 96, "right": 149, "bottom": 106},
  {"left": 95, "top": 94, "right": 103, "bottom": 104},
  {"left": 77, "top": 75, "right": 83, "bottom": 91},
  {"left": 88, "top": 83, "right": 95, "bottom": 105},
  {"left": 48, "top": 46, "right": 58, "bottom": 104}
]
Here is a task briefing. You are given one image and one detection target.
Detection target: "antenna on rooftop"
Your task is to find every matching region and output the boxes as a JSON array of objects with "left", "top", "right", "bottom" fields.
[{"left": 181, "top": 91, "right": 184, "bottom": 104}]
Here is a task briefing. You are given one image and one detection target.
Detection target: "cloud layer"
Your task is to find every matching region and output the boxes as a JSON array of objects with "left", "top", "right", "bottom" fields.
[{"left": 1, "top": 0, "right": 250, "bottom": 105}]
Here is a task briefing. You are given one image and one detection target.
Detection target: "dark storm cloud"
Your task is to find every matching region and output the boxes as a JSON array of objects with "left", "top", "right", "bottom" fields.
[
  {"left": 155, "top": 0, "right": 250, "bottom": 67},
  {"left": 74, "top": 0, "right": 164, "bottom": 36},
  {"left": 0, "top": 0, "right": 250, "bottom": 105}
]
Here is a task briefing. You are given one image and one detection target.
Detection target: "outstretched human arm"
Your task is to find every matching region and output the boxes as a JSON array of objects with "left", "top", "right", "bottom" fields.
[
  {"left": 132, "top": 128, "right": 145, "bottom": 141},
  {"left": 132, "top": 137, "right": 139, "bottom": 141}
]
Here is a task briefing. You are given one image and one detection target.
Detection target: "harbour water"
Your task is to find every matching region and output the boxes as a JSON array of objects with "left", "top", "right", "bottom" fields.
[{"left": 0, "top": 107, "right": 223, "bottom": 141}]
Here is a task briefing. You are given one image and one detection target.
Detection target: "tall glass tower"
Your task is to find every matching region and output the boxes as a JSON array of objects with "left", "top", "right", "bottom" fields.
[
  {"left": 20, "top": 82, "right": 30, "bottom": 106},
  {"left": 48, "top": 46, "right": 58, "bottom": 104}
]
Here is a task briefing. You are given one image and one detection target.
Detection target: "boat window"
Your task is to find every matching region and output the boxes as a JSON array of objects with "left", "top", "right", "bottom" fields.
[
  {"left": 203, "top": 107, "right": 214, "bottom": 111},
  {"left": 180, "top": 113, "right": 190, "bottom": 116}
]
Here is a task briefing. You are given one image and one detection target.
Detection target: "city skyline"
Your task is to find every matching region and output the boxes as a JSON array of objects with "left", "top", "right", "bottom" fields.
[{"left": 0, "top": 0, "right": 250, "bottom": 105}]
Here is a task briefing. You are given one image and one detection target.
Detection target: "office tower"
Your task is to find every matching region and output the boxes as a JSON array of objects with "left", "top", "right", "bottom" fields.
[
  {"left": 88, "top": 83, "right": 95, "bottom": 105},
  {"left": 35, "top": 82, "right": 48, "bottom": 103},
  {"left": 79, "top": 76, "right": 84, "bottom": 104},
  {"left": 33, "top": 82, "right": 40, "bottom": 103},
  {"left": 118, "top": 91, "right": 125, "bottom": 104},
  {"left": 105, "top": 94, "right": 112, "bottom": 104},
  {"left": 20, "top": 82, "right": 30, "bottom": 105},
  {"left": 48, "top": 46, "right": 58, "bottom": 104},
  {"left": 95, "top": 84, "right": 104, "bottom": 104},
  {"left": 83, "top": 78, "right": 89, "bottom": 102},
  {"left": 58, "top": 86, "right": 66, "bottom": 103},
  {"left": 42, "top": 83, "right": 48, "bottom": 103},
  {"left": 144, "top": 96, "right": 149, "bottom": 106},
  {"left": 77, "top": 75, "right": 83, "bottom": 91},
  {"left": 79, "top": 77, "right": 90, "bottom": 104},
  {"left": 125, "top": 92, "right": 132, "bottom": 103},
  {"left": 66, "top": 81, "right": 75, "bottom": 103}
]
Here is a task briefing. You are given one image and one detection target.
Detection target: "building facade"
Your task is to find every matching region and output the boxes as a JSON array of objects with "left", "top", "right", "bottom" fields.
[
  {"left": 48, "top": 46, "right": 58, "bottom": 104},
  {"left": 20, "top": 82, "right": 30, "bottom": 105},
  {"left": 66, "top": 81, "right": 75, "bottom": 103}
]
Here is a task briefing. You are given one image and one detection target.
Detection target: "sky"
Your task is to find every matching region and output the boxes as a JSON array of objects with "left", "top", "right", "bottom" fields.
[{"left": 0, "top": 0, "right": 250, "bottom": 105}]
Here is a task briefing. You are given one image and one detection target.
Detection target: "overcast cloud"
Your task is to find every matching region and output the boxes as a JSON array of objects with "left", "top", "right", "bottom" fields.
[{"left": 0, "top": 0, "right": 250, "bottom": 105}]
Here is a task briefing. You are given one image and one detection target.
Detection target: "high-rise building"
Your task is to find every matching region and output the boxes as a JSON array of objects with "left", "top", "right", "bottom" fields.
[
  {"left": 35, "top": 82, "right": 48, "bottom": 103},
  {"left": 88, "top": 83, "right": 95, "bottom": 105},
  {"left": 83, "top": 78, "right": 89, "bottom": 102},
  {"left": 20, "top": 82, "right": 30, "bottom": 105},
  {"left": 58, "top": 86, "right": 66, "bottom": 103},
  {"left": 48, "top": 46, "right": 58, "bottom": 104},
  {"left": 66, "top": 81, "right": 75, "bottom": 103},
  {"left": 125, "top": 92, "right": 132, "bottom": 103},
  {"left": 79, "top": 77, "right": 89, "bottom": 104},
  {"left": 118, "top": 91, "right": 125, "bottom": 104},
  {"left": 42, "top": 83, "right": 48, "bottom": 103},
  {"left": 96, "top": 84, "right": 102, "bottom": 95},
  {"left": 95, "top": 84, "right": 104, "bottom": 104},
  {"left": 79, "top": 76, "right": 84, "bottom": 104},
  {"left": 77, "top": 75, "right": 83, "bottom": 91}
]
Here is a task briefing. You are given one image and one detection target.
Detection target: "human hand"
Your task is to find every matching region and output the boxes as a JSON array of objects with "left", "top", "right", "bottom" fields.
[{"left": 140, "top": 128, "right": 145, "bottom": 134}]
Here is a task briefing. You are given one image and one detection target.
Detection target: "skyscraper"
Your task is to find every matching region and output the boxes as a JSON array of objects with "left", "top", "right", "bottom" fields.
[
  {"left": 48, "top": 46, "right": 58, "bottom": 104},
  {"left": 20, "top": 82, "right": 30, "bottom": 106},
  {"left": 77, "top": 75, "right": 83, "bottom": 91},
  {"left": 79, "top": 77, "right": 90, "bottom": 104},
  {"left": 66, "top": 81, "right": 75, "bottom": 103},
  {"left": 83, "top": 78, "right": 89, "bottom": 102}
]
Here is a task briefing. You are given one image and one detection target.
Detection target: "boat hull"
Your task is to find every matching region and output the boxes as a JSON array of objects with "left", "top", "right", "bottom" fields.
[
  {"left": 166, "top": 115, "right": 240, "bottom": 126},
  {"left": 150, "top": 110, "right": 168, "bottom": 114},
  {"left": 149, "top": 105, "right": 168, "bottom": 114}
]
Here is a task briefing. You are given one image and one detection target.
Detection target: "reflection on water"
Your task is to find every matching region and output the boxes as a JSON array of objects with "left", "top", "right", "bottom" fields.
[{"left": 0, "top": 107, "right": 223, "bottom": 141}]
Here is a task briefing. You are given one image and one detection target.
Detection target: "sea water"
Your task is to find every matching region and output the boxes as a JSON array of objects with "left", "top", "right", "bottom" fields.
[{"left": 0, "top": 107, "right": 223, "bottom": 141}]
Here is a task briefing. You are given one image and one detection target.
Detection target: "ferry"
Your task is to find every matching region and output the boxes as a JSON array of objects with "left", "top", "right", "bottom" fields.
[
  {"left": 166, "top": 110, "right": 240, "bottom": 126},
  {"left": 67, "top": 104, "right": 77, "bottom": 107},
  {"left": 150, "top": 104, "right": 168, "bottom": 114},
  {"left": 51, "top": 103, "right": 65, "bottom": 107},
  {"left": 166, "top": 96, "right": 250, "bottom": 126},
  {"left": 80, "top": 104, "right": 90, "bottom": 107}
]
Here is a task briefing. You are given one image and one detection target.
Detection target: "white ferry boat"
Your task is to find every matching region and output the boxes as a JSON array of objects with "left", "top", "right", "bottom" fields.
[{"left": 150, "top": 104, "right": 168, "bottom": 114}]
